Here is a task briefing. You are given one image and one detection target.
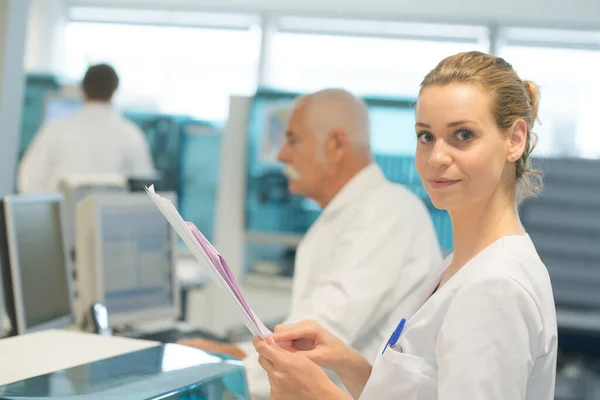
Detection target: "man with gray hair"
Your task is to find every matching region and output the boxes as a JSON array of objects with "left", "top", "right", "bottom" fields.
[{"left": 180, "top": 88, "right": 442, "bottom": 398}]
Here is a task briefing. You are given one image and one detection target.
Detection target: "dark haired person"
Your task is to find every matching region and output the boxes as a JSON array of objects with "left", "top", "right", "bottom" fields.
[{"left": 18, "top": 64, "right": 154, "bottom": 193}]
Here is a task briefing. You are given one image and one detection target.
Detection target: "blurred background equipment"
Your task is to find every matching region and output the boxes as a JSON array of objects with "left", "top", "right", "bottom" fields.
[
  {"left": 0, "top": 193, "right": 76, "bottom": 336},
  {"left": 1, "top": 0, "right": 600, "bottom": 397}
]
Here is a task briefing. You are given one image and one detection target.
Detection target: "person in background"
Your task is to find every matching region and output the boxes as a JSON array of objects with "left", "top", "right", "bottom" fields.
[
  {"left": 253, "top": 51, "right": 557, "bottom": 400},
  {"left": 17, "top": 63, "right": 155, "bottom": 193},
  {"left": 179, "top": 88, "right": 442, "bottom": 399}
]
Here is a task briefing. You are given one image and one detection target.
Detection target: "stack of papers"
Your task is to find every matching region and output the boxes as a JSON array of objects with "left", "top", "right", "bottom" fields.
[{"left": 145, "top": 186, "right": 271, "bottom": 340}]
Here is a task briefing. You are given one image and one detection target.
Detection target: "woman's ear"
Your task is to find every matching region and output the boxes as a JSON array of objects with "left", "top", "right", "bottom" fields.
[{"left": 507, "top": 119, "right": 528, "bottom": 162}]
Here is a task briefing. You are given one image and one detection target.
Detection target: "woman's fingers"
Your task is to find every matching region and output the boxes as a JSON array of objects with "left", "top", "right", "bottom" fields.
[
  {"left": 254, "top": 336, "right": 285, "bottom": 364},
  {"left": 258, "top": 355, "right": 274, "bottom": 374},
  {"left": 274, "top": 320, "right": 317, "bottom": 333},
  {"left": 274, "top": 339, "right": 294, "bottom": 350},
  {"left": 291, "top": 338, "right": 316, "bottom": 351},
  {"left": 271, "top": 324, "right": 319, "bottom": 343}
]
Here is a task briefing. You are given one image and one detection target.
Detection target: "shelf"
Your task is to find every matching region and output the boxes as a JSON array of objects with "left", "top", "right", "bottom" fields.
[{"left": 557, "top": 308, "right": 600, "bottom": 333}]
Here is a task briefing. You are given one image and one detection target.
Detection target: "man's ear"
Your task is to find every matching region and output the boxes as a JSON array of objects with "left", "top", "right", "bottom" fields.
[{"left": 325, "top": 130, "right": 349, "bottom": 163}]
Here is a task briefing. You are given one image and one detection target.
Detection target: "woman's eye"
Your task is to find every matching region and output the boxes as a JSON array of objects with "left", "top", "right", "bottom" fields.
[
  {"left": 457, "top": 129, "right": 474, "bottom": 141},
  {"left": 417, "top": 132, "right": 435, "bottom": 143}
]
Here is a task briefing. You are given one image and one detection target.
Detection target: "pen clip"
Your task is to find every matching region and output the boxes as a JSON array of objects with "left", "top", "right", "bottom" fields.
[{"left": 382, "top": 318, "right": 406, "bottom": 354}]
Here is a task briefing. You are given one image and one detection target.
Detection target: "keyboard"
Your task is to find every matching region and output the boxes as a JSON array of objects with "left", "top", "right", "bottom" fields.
[{"left": 132, "top": 328, "right": 229, "bottom": 344}]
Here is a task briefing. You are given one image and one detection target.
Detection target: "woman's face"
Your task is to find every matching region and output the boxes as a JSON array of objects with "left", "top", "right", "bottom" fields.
[{"left": 415, "top": 83, "right": 516, "bottom": 212}]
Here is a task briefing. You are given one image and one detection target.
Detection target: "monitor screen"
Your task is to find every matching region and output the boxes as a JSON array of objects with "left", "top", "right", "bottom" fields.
[
  {"left": 99, "top": 205, "right": 174, "bottom": 317},
  {"left": 43, "top": 97, "right": 82, "bottom": 124},
  {"left": 3, "top": 195, "right": 74, "bottom": 333},
  {"left": 58, "top": 180, "right": 126, "bottom": 253},
  {"left": 0, "top": 286, "right": 6, "bottom": 336}
]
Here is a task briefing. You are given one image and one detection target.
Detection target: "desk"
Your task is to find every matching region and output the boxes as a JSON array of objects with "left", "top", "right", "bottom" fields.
[
  {"left": 0, "top": 330, "right": 250, "bottom": 399},
  {"left": 0, "top": 330, "right": 158, "bottom": 385}
]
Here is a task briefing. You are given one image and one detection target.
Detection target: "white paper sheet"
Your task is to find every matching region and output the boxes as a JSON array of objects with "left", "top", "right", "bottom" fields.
[{"left": 145, "top": 186, "right": 271, "bottom": 340}]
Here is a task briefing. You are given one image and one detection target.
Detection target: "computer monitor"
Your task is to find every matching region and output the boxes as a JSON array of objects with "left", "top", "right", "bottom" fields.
[
  {"left": 57, "top": 174, "right": 128, "bottom": 257},
  {"left": 0, "top": 194, "right": 76, "bottom": 335},
  {"left": 0, "top": 277, "right": 7, "bottom": 337},
  {"left": 43, "top": 95, "right": 82, "bottom": 124},
  {"left": 0, "top": 308, "right": 9, "bottom": 337},
  {"left": 75, "top": 192, "right": 179, "bottom": 328}
]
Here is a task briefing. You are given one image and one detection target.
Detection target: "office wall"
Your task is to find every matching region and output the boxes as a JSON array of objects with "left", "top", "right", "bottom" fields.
[
  {"left": 0, "top": 0, "right": 29, "bottom": 197},
  {"left": 25, "top": 0, "right": 67, "bottom": 73},
  {"left": 68, "top": 0, "right": 600, "bottom": 28}
]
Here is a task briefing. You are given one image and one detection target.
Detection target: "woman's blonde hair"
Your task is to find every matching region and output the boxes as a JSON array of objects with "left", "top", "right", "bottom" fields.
[{"left": 420, "top": 51, "right": 542, "bottom": 203}]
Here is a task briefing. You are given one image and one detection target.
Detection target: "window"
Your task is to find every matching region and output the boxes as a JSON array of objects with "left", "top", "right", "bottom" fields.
[
  {"left": 264, "top": 17, "right": 489, "bottom": 98},
  {"left": 63, "top": 19, "right": 261, "bottom": 121},
  {"left": 498, "top": 28, "right": 600, "bottom": 158}
]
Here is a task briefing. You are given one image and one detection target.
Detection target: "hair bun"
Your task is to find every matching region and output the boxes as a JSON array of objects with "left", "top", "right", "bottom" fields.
[{"left": 523, "top": 80, "right": 540, "bottom": 125}]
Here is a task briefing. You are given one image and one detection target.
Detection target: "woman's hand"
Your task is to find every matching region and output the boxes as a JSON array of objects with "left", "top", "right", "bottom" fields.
[
  {"left": 253, "top": 336, "right": 350, "bottom": 400},
  {"left": 270, "top": 320, "right": 374, "bottom": 399},
  {"left": 270, "top": 320, "right": 351, "bottom": 372}
]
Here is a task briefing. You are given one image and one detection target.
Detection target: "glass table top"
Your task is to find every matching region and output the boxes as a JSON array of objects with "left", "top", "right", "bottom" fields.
[{"left": 0, "top": 343, "right": 248, "bottom": 399}]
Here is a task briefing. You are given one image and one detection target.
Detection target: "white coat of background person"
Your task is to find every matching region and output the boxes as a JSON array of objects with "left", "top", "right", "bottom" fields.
[
  {"left": 178, "top": 88, "right": 442, "bottom": 398},
  {"left": 253, "top": 52, "right": 558, "bottom": 400},
  {"left": 17, "top": 64, "right": 155, "bottom": 194}
]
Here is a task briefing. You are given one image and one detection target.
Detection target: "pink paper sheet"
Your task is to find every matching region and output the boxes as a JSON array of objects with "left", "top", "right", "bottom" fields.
[{"left": 185, "top": 222, "right": 262, "bottom": 332}]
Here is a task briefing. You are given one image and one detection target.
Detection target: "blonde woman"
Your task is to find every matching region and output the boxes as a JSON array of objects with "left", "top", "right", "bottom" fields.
[{"left": 253, "top": 51, "right": 558, "bottom": 400}]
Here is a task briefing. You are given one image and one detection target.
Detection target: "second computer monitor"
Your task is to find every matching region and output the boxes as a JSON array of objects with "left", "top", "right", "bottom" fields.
[
  {"left": 75, "top": 192, "right": 179, "bottom": 327},
  {"left": 43, "top": 95, "right": 82, "bottom": 124},
  {"left": 0, "top": 193, "right": 76, "bottom": 335},
  {"left": 57, "top": 174, "right": 128, "bottom": 253}
]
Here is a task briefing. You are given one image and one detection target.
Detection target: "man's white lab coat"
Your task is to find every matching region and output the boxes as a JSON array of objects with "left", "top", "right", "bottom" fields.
[
  {"left": 17, "top": 103, "right": 155, "bottom": 193},
  {"left": 241, "top": 163, "right": 443, "bottom": 398}
]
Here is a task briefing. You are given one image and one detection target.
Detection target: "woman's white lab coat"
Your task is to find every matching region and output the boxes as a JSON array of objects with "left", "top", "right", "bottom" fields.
[
  {"left": 360, "top": 234, "right": 558, "bottom": 400},
  {"left": 17, "top": 103, "right": 155, "bottom": 193},
  {"left": 242, "top": 164, "right": 443, "bottom": 399}
]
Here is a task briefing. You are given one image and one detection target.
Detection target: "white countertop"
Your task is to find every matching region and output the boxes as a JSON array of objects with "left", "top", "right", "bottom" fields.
[{"left": 0, "top": 329, "right": 159, "bottom": 385}]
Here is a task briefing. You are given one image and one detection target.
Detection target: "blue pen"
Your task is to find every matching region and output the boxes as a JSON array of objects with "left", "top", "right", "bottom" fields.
[{"left": 382, "top": 318, "right": 406, "bottom": 354}]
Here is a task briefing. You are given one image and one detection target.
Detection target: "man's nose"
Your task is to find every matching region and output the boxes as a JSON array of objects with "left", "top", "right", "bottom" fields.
[{"left": 277, "top": 145, "right": 290, "bottom": 163}]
